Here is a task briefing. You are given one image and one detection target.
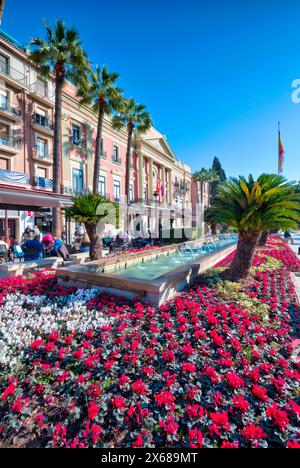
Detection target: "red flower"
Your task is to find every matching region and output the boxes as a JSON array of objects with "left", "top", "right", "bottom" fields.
[
  {"left": 1, "top": 383, "right": 16, "bottom": 401},
  {"left": 266, "top": 403, "right": 289, "bottom": 431},
  {"left": 87, "top": 401, "right": 100, "bottom": 420},
  {"left": 111, "top": 396, "right": 127, "bottom": 409},
  {"left": 210, "top": 411, "right": 230, "bottom": 429},
  {"left": 132, "top": 379, "right": 148, "bottom": 395},
  {"left": 188, "top": 428, "right": 203, "bottom": 448},
  {"left": 182, "top": 362, "right": 196, "bottom": 373},
  {"left": 220, "top": 441, "right": 239, "bottom": 448},
  {"left": 154, "top": 391, "right": 175, "bottom": 407},
  {"left": 241, "top": 424, "right": 267, "bottom": 441},
  {"left": 226, "top": 372, "right": 244, "bottom": 389},
  {"left": 252, "top": 385, "right": 268, "bottom": 401},
  {"left": 233, "top": 395, "right": 250, "bottom": 413},
  {"left": 132, "top": 434, "right": 144, "bottom": 448}
]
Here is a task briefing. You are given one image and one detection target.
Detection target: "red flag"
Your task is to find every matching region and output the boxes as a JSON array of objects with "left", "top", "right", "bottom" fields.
[{"left": 278, "top": 127, "right": 285, "bottom": 174}]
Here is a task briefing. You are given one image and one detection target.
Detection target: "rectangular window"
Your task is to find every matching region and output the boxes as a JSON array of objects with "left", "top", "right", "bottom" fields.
[
  {"left": 0, "top": 54, "right": 9, "bottom": 75},
  {"left": 0, "top": 90, "right": 8, "bottom": 110},
  {"left": 0, "top": 158, "right": 8, "bottom": 170},
  {"left": 113, "top": 180, "right": 121, "bottom": 201},
  {"left": 129, "top": 184, "right": 134, "bottom": 203},
  {"left": 113, "top": 145, "right": 119, "bottom": 161},
  {"left": 72, "top": 168, "right": 84, "bottom": 194},
  {"left": 35, "top": 109, "right": 49, "bottom": 128},
  {"left": 99, "top": 175, "right": 106, "bottom": 197},
  {"left": 36, "top": 139, "right": 47, "bottom": 158},
  {"left": 0, "top": 124, "right": 10, "bottom": 145},
  {"left": 72, "top": 124, "right": 81, "bottom": 146},
  {"left": 36, "top": 77, "right": 47, "bottom": 97}
]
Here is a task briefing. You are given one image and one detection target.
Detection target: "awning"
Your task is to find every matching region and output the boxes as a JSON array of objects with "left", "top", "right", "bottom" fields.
[{"left": 0, "top": 185, "right": 73, "bottom": 211}]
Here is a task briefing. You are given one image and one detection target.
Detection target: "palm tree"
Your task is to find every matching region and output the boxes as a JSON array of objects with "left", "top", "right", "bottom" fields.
[
  {"left": 29, "top": 20, "right": 90, "bottom": 237},
  {"left": 209, "top": 174, "right": 300, "bottom": 281},
  {"left": 112, "top": 98, "right": 152, "bottom": 228},
  {"left": 193, "top": 168, "right": 219, "bottom": 209},
  {"left": 64, "top": 193, "right": 119, "bottom": 261},
  {"left": 77, "top": 66, "right": 123, "bottom": 194}
]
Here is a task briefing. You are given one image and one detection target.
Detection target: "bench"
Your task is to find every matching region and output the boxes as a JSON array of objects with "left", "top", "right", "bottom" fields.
[{"left": 0, "top": 257, "right": 66, "bottom": 278}]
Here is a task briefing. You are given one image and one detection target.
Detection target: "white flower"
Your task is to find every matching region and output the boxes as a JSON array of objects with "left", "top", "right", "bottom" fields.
[{"left": 0, "top": 289, "right": 112, "bottom": 368}]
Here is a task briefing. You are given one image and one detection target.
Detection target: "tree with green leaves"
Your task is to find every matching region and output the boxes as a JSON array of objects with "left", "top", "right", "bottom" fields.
[
  {"left": 209, "top": 174, "right": 300, "bottom": 281},
  {"left": 77, "top": 66, "right": 124, "bottom": 194},
  {"left": 211, "top": 156, "right": 226, "bottom": 198},
  {"left": 64, "top": 193, "right": 119, "bottom": 261},
  {"left": 112, "top": 98, "right": 152, "bottom": 228},
  {"left": 29, "top": 20, "right": 90, "bottom": 237},
  {"left": 193, "top": 168, "right": 219, "bottom": 207}
]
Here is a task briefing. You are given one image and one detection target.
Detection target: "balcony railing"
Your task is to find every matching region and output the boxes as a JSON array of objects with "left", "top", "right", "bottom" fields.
[
  {"left": 0, "top": 63, "right": 26, "bottom": 86},
  {"left": 32, "top": 113, "right": 53, "bottom": 130},
  {"left": 0, "top": 137, "right": 21, "bottom": 149},
  {"left": 34, "top": 150, "right": 52, "bottom": 161},
  {"left": 33, "top": 176, "right": 53, "bottom": 189},
  {"left": 29, "top": 82, "right": 53, "bottom": 100},
  {"left": 0, "top": 101, "right": 22, "bottom": 117}
]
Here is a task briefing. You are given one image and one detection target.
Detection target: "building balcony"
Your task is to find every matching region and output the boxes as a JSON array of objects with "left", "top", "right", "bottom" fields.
[
  {"left": 0, "top": 101, "right": 22, "bottom": 121},
  {"left": 33, "top": 176, "right": 53, "bottom": 190},
  {"left": 0, "top": 137, "right": 22, "bottom": 155},
  {"left": 0, "top": 64, "right": 26, "bottom": 90},
  {"left": 32, "top": 149, "right": 53, "bottom": 164},
  {"left": 32, "top": 113, "right": 54, "bottom": 136},
  {"left": 0, "top": 168, "right": 29, "bottom": 185}
]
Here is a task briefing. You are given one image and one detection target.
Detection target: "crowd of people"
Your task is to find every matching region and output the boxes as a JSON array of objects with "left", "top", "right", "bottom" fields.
[{"left": 0, "top": 225, "right": 70, "bottom": 263}]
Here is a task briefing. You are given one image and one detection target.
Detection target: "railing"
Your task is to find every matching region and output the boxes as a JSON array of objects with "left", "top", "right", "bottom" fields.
[
  {"left": 0, "top": 101, "right": 22, "bottom": 117},
  {"left": 0, "top": 168, "right": 29, "bottom": 184},
  {"left": 0, "top": 137, "right": 21, "bottom": 149},
  {"left": 0, "top": 63, "right": 26, "bottom": 86},
  {"left": 32, "top": 113, "right": 53, "bottom": 130},
  {"left": 29, "top": 82, "right": 53, "bottom": 100},
  {"left": 33, "top": 176, "right": 53, "bottom": 189},
  {"left": 34, "top": 149, "right": 52, "bottom": 161}
]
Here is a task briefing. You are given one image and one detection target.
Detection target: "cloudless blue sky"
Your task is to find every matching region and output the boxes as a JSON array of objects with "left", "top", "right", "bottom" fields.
[{"left": 3, "top": 0, "right": 300, "bottom": 180}]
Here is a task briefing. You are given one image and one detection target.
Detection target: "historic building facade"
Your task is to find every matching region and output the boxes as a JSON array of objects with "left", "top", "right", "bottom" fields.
[{"left": 0, "top": 29, "right": 194, "bottom": 242}]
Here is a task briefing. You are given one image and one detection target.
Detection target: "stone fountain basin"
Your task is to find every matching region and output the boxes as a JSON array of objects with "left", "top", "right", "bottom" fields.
[{"left": 57, "top": 242, "right": 236, "bottom": 306}]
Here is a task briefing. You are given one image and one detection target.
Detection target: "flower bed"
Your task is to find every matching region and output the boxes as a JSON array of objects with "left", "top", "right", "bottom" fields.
[{"left": 0, "top": 239, "right": 299, "bottom": 448}]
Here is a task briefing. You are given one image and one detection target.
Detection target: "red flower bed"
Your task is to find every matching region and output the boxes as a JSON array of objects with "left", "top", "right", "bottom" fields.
[{"left": 0, "top": 239, "right": 299, "bottom": 448}]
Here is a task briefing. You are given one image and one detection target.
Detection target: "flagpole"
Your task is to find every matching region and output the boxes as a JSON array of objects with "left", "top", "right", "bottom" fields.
[{"left": 278, "top": 121, "right": 280, "bottom": 176}]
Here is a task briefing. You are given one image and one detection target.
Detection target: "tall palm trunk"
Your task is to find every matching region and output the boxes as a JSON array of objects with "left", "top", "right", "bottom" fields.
[
  {"left": 226, "top": 231, "right": 260, "bottom": 281},
  {"left": 92, "top": 102, "right": 105, "bottom": 195},
  {"left": 259, "top": 230, "right": 269, "bottom": 246},
  {"left": 125, "top": 123, "right": 134, "bottom": 231},
  {"left": 85, "top": 222, "right": 99, "bottom": 261},
  {"left": 52, "top": 63, "right": 65, "bottom": 238}
]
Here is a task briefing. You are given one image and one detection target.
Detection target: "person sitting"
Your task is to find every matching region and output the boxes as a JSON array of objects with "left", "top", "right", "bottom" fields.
[
  {"left": 23, "top": 235, "right": 44, "bottom": 261},
  {"left": 0, "top": 237, "right": 8, "bottom": 263},
  {"left": 53, "top": 238, "right": 69, "bottom": 261},
  {"left": 110, "top": 234, "right": 125, "bottom": 253},
  {"left": 42, "top": 233, "right": 55, "bottom": 256},
  {"left": 284, "top": 231, "right": 294, "bottom": 244}
]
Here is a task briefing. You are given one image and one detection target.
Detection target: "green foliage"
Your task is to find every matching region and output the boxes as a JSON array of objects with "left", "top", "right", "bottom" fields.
[
  {"left": 77, "top": 65, "right": 123, "bottom": 115},
  {"left": 29, "top": 19, "right": 90, "bottom": 85},
  {"left": 64, "top": 193, "right": 119, "bottom": 226},
  {"left": 193, "top": 167, "right": 220, "bottom": 184},
  {"left": 112, "top": 98, "right": 152, "bottom": 133},
  {"left": 251, "top": 254, "right": 283, "bottom": 273},
  {"left": 209, "top": 173, "right": 300, "bottom": 233}
]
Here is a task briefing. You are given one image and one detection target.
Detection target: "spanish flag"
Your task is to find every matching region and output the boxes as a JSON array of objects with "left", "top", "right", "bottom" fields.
[{"left": 278, "top": 124, "right": 285, "bottom": 174}]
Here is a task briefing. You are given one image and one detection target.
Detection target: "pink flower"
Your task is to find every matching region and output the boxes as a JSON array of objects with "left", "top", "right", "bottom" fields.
[
  {"left": 132, "top": 379, "right": 148, "bottom": 395},
  {"left": 226, "top": 372, "right": 244, "bottom": 389},
  {"left": 1, "top": 383, "right": 16, "bottom": 401},
  {"left": 241, "top": 424, "right": 267, "bottom": 441},
  {"left": 154, "top": 391, "right": 175, "bottom": 407}
]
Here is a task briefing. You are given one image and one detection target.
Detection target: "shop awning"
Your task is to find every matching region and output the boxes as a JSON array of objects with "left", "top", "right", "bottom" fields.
[{"left": 0, "top": 185, "right": 73, "bottom": 211}]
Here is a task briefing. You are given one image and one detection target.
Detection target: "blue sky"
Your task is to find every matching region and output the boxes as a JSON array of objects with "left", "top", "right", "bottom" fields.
[{"left": 3, "top": 0, "right": 300, "bottom": 180}]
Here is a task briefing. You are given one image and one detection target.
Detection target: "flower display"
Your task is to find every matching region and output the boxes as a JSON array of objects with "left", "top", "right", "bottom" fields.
[{"left": 0, "top": 238, "right": 299, "bottom": 448}]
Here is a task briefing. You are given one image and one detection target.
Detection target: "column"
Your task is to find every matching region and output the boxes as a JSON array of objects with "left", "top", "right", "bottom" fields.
[
  {"left": 148, "top": 157, "right": 153, "bottom": 202},
  {"left": 161, "top": 166, "right": 167, "bottom": 206},
  {"left": 168, "top": 169, "right": 173, "bottom": 205},
  {"left": 138, "top": 152, "right": 144, "bottom": 202}
]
